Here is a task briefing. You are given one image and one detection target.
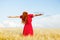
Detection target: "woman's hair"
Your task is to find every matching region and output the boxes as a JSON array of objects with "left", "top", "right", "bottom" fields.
[{"left": 22, "top": 11, "right": 28, "bottom": 24}]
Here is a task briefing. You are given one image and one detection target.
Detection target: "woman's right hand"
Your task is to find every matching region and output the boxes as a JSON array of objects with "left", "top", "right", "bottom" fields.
[
  {"left": 8, "top": 16, "right": 12, "bottom": 18},
  {"left": 8, "top": 16, "right": 20, "bottom": 18}
]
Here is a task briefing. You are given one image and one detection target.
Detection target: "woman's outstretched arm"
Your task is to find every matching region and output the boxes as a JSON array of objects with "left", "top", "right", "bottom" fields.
[
  {"left": 34, "top": 14, "right": 43, "bottom": 17},
  {"left": 8, "top": 16, "right": 20, "bottom": 18}
]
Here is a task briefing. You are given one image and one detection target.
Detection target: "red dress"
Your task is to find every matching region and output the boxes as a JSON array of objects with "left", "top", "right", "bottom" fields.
[{"left": 20, "top": 14, "right": 33, "bottom": 36}]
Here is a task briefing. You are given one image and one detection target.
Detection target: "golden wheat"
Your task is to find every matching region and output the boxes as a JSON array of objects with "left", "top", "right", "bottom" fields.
[{"left": 0, "top": 28, "right": 60, "bottom": 40}]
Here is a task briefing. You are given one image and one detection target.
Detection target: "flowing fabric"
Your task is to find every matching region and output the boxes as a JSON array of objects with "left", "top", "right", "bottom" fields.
[{"left": 20, "top": 14, "right": 33, "bottom": 36}]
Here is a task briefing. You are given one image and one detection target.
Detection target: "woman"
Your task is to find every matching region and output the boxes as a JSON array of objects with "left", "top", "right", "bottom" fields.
[{"left": 8, "top": 11, "right": 43, "bottom": 36}]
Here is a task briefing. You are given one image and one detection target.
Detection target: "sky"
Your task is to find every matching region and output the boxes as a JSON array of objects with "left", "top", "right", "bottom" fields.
[{"left": 0, "top": 0, "right": 60, "bottom": 28}]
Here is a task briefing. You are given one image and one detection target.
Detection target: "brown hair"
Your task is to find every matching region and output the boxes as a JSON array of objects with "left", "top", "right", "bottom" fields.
[{"left": 22, "top": 11, "right": 28, "bottom": 24}]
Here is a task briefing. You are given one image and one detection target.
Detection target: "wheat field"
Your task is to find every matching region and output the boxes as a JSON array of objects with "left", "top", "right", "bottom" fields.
[{"left": 0, "top": 28, "right": 60, "bottom": 40}]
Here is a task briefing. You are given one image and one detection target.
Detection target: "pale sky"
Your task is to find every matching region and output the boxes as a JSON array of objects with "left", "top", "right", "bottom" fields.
[{"left": 0, "top": 0, "right": 60, "bottom": 28}]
